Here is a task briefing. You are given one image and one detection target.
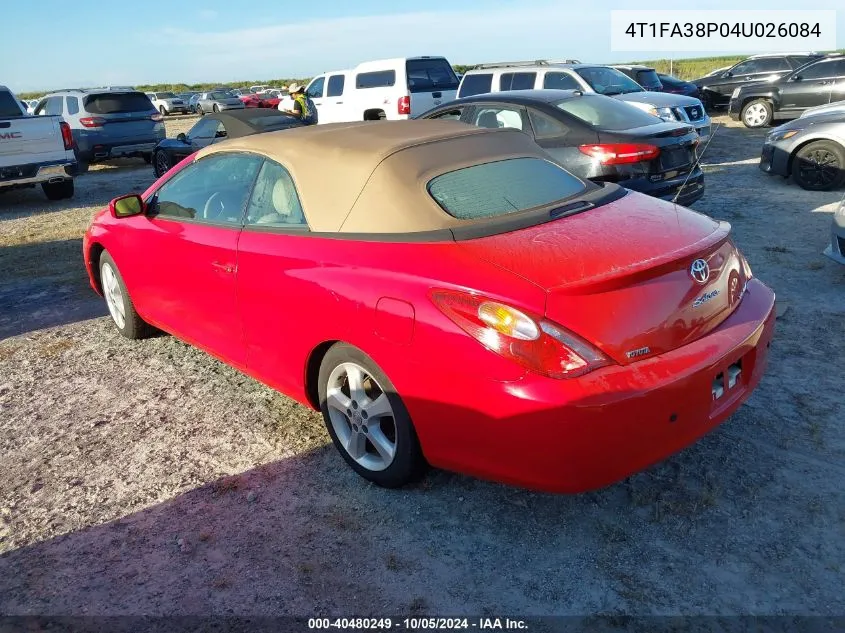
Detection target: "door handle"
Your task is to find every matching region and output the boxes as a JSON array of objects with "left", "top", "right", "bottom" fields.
[
  {"left": 211, "top": 262, "right": 235, "bottom": 274},
  {"left": 335, "top": 101, "right": 343, "bottom": 104}
]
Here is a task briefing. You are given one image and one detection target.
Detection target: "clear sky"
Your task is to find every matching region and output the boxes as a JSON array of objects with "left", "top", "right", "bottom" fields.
[{"left": 3, "top": 0, "right": 842, "bottom": 93}]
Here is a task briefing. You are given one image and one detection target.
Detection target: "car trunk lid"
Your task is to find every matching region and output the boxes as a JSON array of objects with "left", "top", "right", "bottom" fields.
[
  {"left": 595, "top": 121, "right": 699, "bottom": 179},
  {"left": 406, "top": 58, "right": 460, "bottom": 116},
  {"left": 457, "top": 193, "right": 748, "bottom": 364}
]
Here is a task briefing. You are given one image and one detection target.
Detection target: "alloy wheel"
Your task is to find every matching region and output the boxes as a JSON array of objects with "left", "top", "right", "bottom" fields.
[
  {"left": 154, "top": 151, "right": 170, "bottom": 177},
  {"left": 101, "top": 262, "right": 126, "bottom": 329},
  {"left": 797, "top": 149, "right": 841, "bottom": 188},
  {"left": 325, "top": 362, "right": 397, "bottom": 472}
]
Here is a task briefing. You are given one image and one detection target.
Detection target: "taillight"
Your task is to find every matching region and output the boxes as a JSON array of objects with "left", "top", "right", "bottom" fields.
[
  {"left": 59, "top": 121, "right": 74, "bottom": 150},
  {"left": 398, "top": 96, "right": 411, "bottom": 115},
  {"left": 151, "top": 113, "right": 164, "bottom": 122},
  {"left": 79, "top": 117, "right": 106, "bottom": 128},
  {"left": 430, "top": 290, "right": 611, "bottom": 379},
  {"left": 578, "top": 143, "right": 660, "bottom": 165}
]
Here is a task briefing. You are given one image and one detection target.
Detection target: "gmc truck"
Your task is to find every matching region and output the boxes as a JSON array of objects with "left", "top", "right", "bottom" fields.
[{"left": 1, "top": 85, "right": 78, "bottom": 200}]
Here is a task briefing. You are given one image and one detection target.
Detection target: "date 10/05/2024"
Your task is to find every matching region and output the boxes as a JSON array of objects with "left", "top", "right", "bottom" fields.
[{"left": 308, "top": 617, "right": 528, "bottom": 630}]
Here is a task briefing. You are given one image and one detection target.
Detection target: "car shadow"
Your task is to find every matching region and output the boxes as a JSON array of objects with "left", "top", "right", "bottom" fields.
[{"left": 0, "top": 238, "right": 105, "bottom": 339}]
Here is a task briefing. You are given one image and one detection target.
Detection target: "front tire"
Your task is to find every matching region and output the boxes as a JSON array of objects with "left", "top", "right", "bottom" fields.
[
  {"left": 791, "top": 140, "right": 845, "bottom": 191},
  {"left": 99, "top": 252, "right": 154, "bottom": 339},
  {"left": 159, "top": 105, "right": 167, "bottom": 116},
  {"left": 213, "top": 104, "right": 220, "bottom": 113},
  {"left": 741, "top": 99, "right": 773, "bottom": 128},
  {"left": 41, "top": 179, "right": 74, "bottom": 200},
  {"left": 197, "top": 104, "right": 204, "bottom": 116},
  {"left": 318, "top": 343, "right": 425, "bottom": 488}
]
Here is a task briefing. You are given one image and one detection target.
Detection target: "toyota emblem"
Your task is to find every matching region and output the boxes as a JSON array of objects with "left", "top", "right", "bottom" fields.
[{"left": 690, "top": 259, "right": 710, "bottom": 284}]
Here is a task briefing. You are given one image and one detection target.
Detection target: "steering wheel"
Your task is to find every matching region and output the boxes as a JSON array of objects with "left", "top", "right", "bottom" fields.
[{"left": 202, "top": 192, "right": 225, "bottom": 220}]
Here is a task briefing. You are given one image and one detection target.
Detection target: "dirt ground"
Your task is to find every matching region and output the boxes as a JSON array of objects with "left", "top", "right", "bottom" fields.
[{"left": 0, "top": 114, "right": 843, "bottom": 617}]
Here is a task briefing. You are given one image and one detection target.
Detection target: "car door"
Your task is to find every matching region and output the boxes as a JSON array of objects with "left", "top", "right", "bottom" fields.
[
  {"left": 305, "top": 76, "right": 326, "bottom": 120},
  {"left": 779, "top": 59, "right": 838, "bottom": 113},
  {"left": 322, "top": 74, "right": 346, "bottom": 123},
  {"left": 234, "top": 158, "right": 317, "bottom": 394},
  {"left": 825, "top": 59, "right": 845, "bottom": 106},
  {"left": 121, "top": 152, "right": 263, "bottom": 366}
]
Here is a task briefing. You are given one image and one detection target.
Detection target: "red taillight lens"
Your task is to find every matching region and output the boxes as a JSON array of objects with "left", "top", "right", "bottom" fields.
[
  {"left": 59, "top": 121, "right": 74, "bottom": 150},
  {"left": 578, "top": 143, "right": 660, "bottom": 165},
  {"left": 151, "top": 113, "right": 164, "bottom": 122},
  {"left": 79, "top": 117, "right": 106, "bottom": 128},
  {"left": 398, "top": 96, "right": 411, "bottom": 115},
  {"left": 430, "top": 290, "right": 611, "bottom": 379}
]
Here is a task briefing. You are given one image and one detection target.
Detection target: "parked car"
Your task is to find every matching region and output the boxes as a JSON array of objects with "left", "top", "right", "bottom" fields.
[
  {"left": 177, "top": 92, "right": 197, "bottom": 103},
  {"left": 759, "top": 112, "right": 845, "bottom": 191},
  {"left": 249, "top": 85, "right": 268, "bottom": 94},
  {"left": 151, "top": 109, "right": 303, "bottom": 177},
  {"left": 729, "top": 55, "right": 845, "bottom": 128},
  {"left": 823, "top": 197, "right": 845, "bottom": 265},
  {"left": 145, "top": 92, "right": 190, "bottom": 116},
  {"left": 188, "top": 93, "right": 201, "bottom": 113},
  {"left": 82, "top": 120, "right": 775, "bottom": 493},
  {"left": 656, "top": 73, "right": 700, "bottom": 98},
  {"left": 801, "top": 99, "right": 845, "bottom": 119},
  {"left": 0, "top": 85, "right": 77, "bottom": 200},
  {"left": 693, "top": 52, "right": 824, "bottom": 110},
  {"left": 610, "top": 65, "right": 663, "bottom": 91},
  {"left": 277, "top": 56, "right": 460, "bottom": 123},
  {"left": 194, "top": 90, "right": 245, "bottom": 115},
  {"left": 421, "top": 90, "right": 705, "bottom": 205},
  {"left": 34, "top": 88, "right": 164, "bottom": 169},
  {"left": 457, "top": 62, "right": 711, "bottom": 139},
  {"left": 25, "top": 99, "right": 39, "bottom": 114},
  {"left": 242, "top": 90, "right": 284, "bottom": 109}
]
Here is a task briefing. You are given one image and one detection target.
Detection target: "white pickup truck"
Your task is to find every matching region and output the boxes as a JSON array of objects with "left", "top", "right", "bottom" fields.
[{"left": 1, "top": 85, "right": 78, "bottom": 200}]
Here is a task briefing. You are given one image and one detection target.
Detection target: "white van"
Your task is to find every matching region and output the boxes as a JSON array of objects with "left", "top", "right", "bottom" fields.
[{"left": 278, "top": 56, "right": 459, "bottom": 123}]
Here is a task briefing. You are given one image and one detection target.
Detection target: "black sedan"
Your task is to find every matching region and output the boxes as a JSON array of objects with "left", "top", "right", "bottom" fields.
[
  {"left": 152, "top": 109, "right": 303, "bottom": 177},
  {"left": 419, "top": 89, "right": 704, "bottom": 206},
  {"left": 657, "top": 73, "right": 700, "bottom": 98}
]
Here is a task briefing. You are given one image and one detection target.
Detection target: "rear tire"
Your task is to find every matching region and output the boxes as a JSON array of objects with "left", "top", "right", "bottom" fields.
[
  {"left": 791, "top": 140, "right": 845, "bottom": 191},
  {"left": 99, "top": 252, "right": 154, "bottom": 340},
  {"left": 213, "top": 104, "right": 220, "bottom": 113},
  {"left": 318, "top": 343, "right": 426, "bottom": 488},
  {"left": 153, "top": 150, "right": 172, "bottom": 178},
  {"left": 741, "top": 99, "right": 773, "bottom": 128},
  {"left": 197, "top": 104, "right": 204, "bottom": 116},
  {"left": 159, "top": 105, "right": 167, "bottom": 116},
  {"left": 42, "top": 179, "right": 74, "bottom": 200}
]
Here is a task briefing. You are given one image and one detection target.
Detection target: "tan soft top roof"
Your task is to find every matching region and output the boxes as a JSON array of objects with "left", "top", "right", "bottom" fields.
[{"left": 197, "top": 120, "right": 556, "bottom": 234}]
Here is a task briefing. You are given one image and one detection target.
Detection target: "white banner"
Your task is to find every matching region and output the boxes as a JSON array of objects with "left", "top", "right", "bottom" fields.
[{"left": 610, "top": 10, "right": 837, "bottom": 52}]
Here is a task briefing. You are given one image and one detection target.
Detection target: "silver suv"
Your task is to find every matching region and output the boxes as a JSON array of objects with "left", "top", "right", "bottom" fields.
[
  {"left": 458, "top": 61, "right": 711, "bottom": 139},
  {"left": 34, "top": 88, "right": 165, "bottom": 169}
]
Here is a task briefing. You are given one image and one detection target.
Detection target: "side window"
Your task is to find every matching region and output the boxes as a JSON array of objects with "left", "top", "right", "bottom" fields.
[
  {"left": 473, "top": 106, "right": 526, "bottom": 132},
  {"left": 500, "top": 72, "right": 536, "bottom": 91},
  {"left": 45, "top": 96, "right": 63, "bottom": 116},
  {"left": 307, "top": 77, "right": 325, "bottom": 99},
  {"left": 756, "top": 58, "right": 790, "bottom": 72},
  {"left": 211, "top": 122, "right": 228, "bottom": 143},
  {"left": 730, "top": 60, "right": 760, "bottom": 75},
  {"left": 458, "top": 73, "right": 493, "bottom": 98},
  {"left": 832, "top": 59, "right": 845, "bottom": 77},
  {"left": 34, "top": 99, "right": 48, "bottom": 115},
  {"left": 428, "top": 107, "right": 464, "bottom": 121},
  {"left": 799, "top": 61, "right": 837, "bottom": 80},
  {"left": 355, "top": 71, "right": 396, "bottom": 89},
  {"left": 66, "top": 97, "right": 79, "bottom": 115},
  {"left": 150, "top": 153, "right": 263, "bottom": 225},
  {"left": 543, "top": 72, "right": 580, "bottom": 90},
  {"left": 326, "top": 75, "right": 345, "bottom": 97},
  {"left": 245, "top": 159, "right": 307, "bottom": 228},
  {"left": 187, "top": 118, "right": 220, "bottom": 145},
  {"left": 527, "top": 109, "right": 568, "bottom": 138}
]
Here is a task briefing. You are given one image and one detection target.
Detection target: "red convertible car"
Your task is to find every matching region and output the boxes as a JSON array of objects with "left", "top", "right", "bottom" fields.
[{"left": 82, "top": 121, "right": 776, "bottom": 493}]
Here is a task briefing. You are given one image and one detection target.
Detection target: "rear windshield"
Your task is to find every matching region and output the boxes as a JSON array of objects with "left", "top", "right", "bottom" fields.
[
  {"left": 84, "top": 92, "right": 154, "bottom": 114},
  {"left": 0, "top": 91, "right": 25, "bottom": 117},
  {"left": 249, "top": 115, "right": 301, "bottom": 130},
  {"left": 575, "top": 67, "right": 644, "bottom": 95},
  {"left": 556, "top": 96, "right": 660, "bottom": 130},
  {"left": 635, "top": 69, "right": 662, "bottom": 88},
  {"left": 428, "top": 158, "right": 586, "bottom": 220},
  {"left": 406, "top": 59, "right": 459, "bottom": 93},
  {"left": 458, "top": 73, "right": 493, "bottom": 98}
]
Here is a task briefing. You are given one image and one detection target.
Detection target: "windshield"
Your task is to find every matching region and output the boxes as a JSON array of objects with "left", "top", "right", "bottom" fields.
[
  {"left": 428, "top": 158, "right": 587, "bottom": 220},
  {"left": 556, "top": 96, "right": 661, "bottom": 130},
  {"left": 211, "top": 92, "right": 231, "bottom": 100},
  {"left": 575, "top": 67, "right": 644, "bottom": 95},
  {"left": 157, "top": 92, "right": 177, "bottom": 99}
]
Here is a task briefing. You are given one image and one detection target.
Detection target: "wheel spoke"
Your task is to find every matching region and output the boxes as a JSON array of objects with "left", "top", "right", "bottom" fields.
[
  {"left": 326, "top": 387, "right": 352, "bottom": 414},
  {"left": 363, "top": 394, "right": 392, "bottom": 420},
  {"left": 345, "top": 430, "right": 366, "bottom": 459},
  {"left": 367, "top": 425, "right": 396, "bottom": 462},
  {"left": 345, "top": 365, "right": 366, "bottom": 403}
]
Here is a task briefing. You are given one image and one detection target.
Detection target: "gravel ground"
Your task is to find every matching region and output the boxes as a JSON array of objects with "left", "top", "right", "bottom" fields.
[{"left": 0, "top": 115, "right": 843, "bottom": 617}]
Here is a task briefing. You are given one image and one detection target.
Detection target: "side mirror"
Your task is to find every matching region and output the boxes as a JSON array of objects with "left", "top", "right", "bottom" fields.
[
  {"left": 177, "top": 132, "right": 187, "bottom": 143},
  {"left": 791, "top": 75, "right": 802, "bottom": 82},
  {"left": 109, "top": 194, "right": 145, "bottom": 218}
]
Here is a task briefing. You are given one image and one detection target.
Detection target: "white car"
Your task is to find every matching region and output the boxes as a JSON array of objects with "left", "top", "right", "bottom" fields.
[
  {"left": 145, "top": 92, "right": 190, "bottom": 116},
  {"left": 277, "top": 56, "right": 459, "bottom": 124}
]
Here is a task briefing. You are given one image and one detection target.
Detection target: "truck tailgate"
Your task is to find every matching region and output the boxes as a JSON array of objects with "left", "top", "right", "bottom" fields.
[{"left": 0, "top": 116, "right": 65, "bottom": 167}]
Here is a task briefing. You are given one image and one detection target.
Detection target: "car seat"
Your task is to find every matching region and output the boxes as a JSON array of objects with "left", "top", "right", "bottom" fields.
[
  {"left": 476, "top": 111, "right": 501, "bottom": 129},
  {"left": 255, "top": 175, "right": 304, "bottom": 225}
]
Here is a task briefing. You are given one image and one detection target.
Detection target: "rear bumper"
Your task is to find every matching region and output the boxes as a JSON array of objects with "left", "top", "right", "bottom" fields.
[
  {"left": 79, "top": 141, "right": 160, "bottom": 162},
  {"left": 0, "top": 159, "right": 77, "bottom": 188},
  {"left": 823, "top": 221, "right": 845, "bottom": 265},
  {"left": 623, "top": 169, "right": 705, "bottom": 206},
  {"left": 404, "top": 279, "right": 776, "bottom": 493}
]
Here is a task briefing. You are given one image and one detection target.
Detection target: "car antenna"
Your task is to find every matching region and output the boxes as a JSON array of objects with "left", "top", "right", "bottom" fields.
[{"left": 672, "top": 122, "right": 721, "bottom": 205}]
